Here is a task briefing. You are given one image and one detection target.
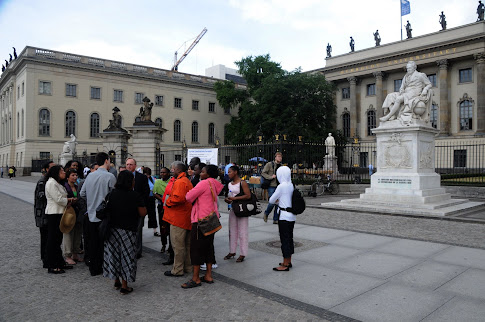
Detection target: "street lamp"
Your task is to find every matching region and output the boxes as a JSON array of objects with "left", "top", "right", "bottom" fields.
[{"left": 351, "top": 135, "right": 361, "bottom": 183}]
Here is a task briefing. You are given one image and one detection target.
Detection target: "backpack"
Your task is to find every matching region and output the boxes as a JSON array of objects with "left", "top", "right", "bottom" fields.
[{"left": 287, "top": 184, "right": 306, "bottom": 215}]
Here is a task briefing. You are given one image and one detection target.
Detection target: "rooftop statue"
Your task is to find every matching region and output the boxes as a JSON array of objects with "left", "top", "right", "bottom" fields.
[
  {"left": 9, "top": 54, "right": 12, "bottom": 62},
  {"left": 380, "top": 61, "right": 433, "bottom": 126},
  {"left": 374, "top": 30, "right": 381, "bottom": 46},
  {"left": 326, "top": 43, "right": 332, "bottom": 58},
  {"left": 13, "top": 47, "right": 17, "bottom": 59},
  {"left": 406, "top": 21, "right": 412, "bottom": 38},
  {"left": 478, "top": 1, "right": 485, "bottom": 21},
  {"left": 349, "top": 37, "right": 355, "bottom": 52},
  {"left": 439, "top": 11, "right": 447, "bottom": 30}
]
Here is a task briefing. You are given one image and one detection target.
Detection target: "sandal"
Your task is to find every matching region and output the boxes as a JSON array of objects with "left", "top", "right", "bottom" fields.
[
  {"left": 273, "top": 266, "right": 290, "bottom": 271},
  {"left": 224, "top": 253, "right": 236, "bottom": 260},
  {"left": 279, "top": 262, "right": 292, "bottom": 268},
  {"left": 236, "top": 256, "right": 245, "bottom": 263},
  {"left": 114, "top": 281, "right": 122, "bottom": 290},
  {"left": 201, "top": 276, "right": 214, "bottom": 284},
  {"left": 120, "top": 287, "right": 133, "bottom": 295},
  {"left": 65, "top": 257, "right": 76, "bottom": 265},
  {"left": 181, "top": 279, "right": 202, "bottom": 289}
]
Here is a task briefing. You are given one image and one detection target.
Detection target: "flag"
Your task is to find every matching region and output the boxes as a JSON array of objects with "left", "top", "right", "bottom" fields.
[{"left": 401, "top": 0, "right": 410, "bottom": 16}]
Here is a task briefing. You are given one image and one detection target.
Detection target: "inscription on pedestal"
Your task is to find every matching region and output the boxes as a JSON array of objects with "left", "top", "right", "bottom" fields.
[{"left": 377, "top": 177, "right": 412, "bottom": 188}]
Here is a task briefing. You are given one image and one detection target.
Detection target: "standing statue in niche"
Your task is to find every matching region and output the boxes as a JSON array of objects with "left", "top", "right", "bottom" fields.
[
  {"left": 478, "top": 1, "right": 485, "bottom": 21},
  {"left": 405, "top": 21, "right": 412, "bottom": 38},
  {"left": 138, "top": 97, "right": 153, "bottom": 122},
  {"left": 439, "top": 11, "right": 447, "bottom": 30},
  {"left": 349, "top": 37, "right": 355, "bottom": 52},
  {"left": 62, "top": 134, "right": 78, "bottom": 155},
  {"left": 374, "top": 30, "right": 381, "bottom": 46},
  {"left": 325, "top": 133, "right": 336, "bottom": 157},
  {"left": 380, "top": 61, "right": 433, "bottom": 125},
  {"left": 326, "top": 43, "right": 332, "bottom": 58}
]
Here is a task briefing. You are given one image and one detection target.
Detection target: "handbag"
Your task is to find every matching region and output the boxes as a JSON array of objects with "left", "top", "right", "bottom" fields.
[
  {"left": 261, "top": 162, "right": 273, "bottom": 189},
  {"left": 96, "top": 190, "right": 112, "bottom": 241},
  {"left": 232, "top": 182, "right": 262, "bottom": 217},
  {"left": 197, "top": 181, "right": 222, "bottom": 236}
]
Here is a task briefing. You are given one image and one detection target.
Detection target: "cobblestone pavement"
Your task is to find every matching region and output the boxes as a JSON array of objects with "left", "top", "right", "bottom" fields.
[{"left": 0, "top": 192, "right": 335, "bottom": 321}]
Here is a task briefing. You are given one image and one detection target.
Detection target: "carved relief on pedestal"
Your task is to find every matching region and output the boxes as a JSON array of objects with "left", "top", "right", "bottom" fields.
[
  {"left": 381, "top": 133, "right": 412, "bottom": 169},
  {"left": 419, "top": 142, "right": 433, "bottom": 169}
]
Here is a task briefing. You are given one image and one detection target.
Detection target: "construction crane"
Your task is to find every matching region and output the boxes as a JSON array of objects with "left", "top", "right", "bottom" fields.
[{"left": 171, "top": 27, "right": 208, "bottom": 71}]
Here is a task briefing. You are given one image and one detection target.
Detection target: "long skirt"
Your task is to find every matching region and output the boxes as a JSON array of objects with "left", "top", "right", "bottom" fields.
[{"left": 103, "top": 228, "right": 137, "bottom": 282}]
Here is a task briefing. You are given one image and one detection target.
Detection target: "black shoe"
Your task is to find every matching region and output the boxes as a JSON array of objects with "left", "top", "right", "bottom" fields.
[
  {"left": 136, "top": 254, "right": 142, "bottom": 259},
  {"left": 48, "top": 268, "right": 65, "bottom": 274},
  {"left": 164, "top": 270, "right": 183, "bottom": 277},
  {"left": 62, "top": 265, "right": 74, "bottom": 270},
  {"left": 162, "top": 260, "right": 174, "bottom": 266},
  {"left": 90, "top": 270, "right": 102, "bottom": 276}
]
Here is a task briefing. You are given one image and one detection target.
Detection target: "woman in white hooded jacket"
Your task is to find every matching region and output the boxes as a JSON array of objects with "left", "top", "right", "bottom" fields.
[{"left": 269, "top": 166, "right": 295, "bottom": 271}]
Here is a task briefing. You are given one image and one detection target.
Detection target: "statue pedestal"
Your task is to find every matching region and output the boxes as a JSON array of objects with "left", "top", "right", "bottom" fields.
[
  {"left": 127, "top": 124, "right": 165, "bottom": 172},
  {"left": 100, "top": 131, "right": 132, "bottom": 167},
  {"left": 323, "top": 155, "right": 339, "bottom": 175},
  {"left": 320, "top": 124, "right": 484, "bottom": 216},
  {"left": 59, "top": 153, "right": 73, "bottom": 167}
]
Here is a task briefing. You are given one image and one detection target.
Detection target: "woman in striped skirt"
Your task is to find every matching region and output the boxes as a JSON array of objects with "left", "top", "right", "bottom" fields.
[{"left": 104, "top": 170, "right": 147, "bottom": 295}]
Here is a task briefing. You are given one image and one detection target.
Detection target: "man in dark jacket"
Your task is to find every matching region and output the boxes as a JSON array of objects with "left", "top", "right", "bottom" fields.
[
  {"left": 34, "top": 161, "right": 55, "bottom": 267},
  {"left": 125, "top": 158, "right": 150, "bottom": 258}
]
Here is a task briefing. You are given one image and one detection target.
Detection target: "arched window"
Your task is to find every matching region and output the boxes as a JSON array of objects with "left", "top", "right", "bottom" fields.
[
  {"left": 367, "top": 110, "right": 376, "bottom": 136},
  {"left": 460, "top": 100, "right": 473, "bottom": 130},
  {"left": 90, "top": 113, "right": 100, "bottom": 137},
  {"left": 39, "top": 109, "right": 50, "bottom": 136},
  {"left": 191, "top": 121, "right": 199, "bottom": 143},
  {"left": 430, "top": 104, "right": 438, "bottom": 129},
  {"left": 342, "top": 113, "right": 350, "bottom": 137},
  {"left": 65, "top": 111, "right": 76, "bottom": 137},
  {"left": 174, "top": 120, "right": 181, "bottom": 142},
  {"left": 208, "top": 123, "right": 215, "bottom": 144},
  {"left": 155, "top": 117, "right": 162, "bottom": 128}
]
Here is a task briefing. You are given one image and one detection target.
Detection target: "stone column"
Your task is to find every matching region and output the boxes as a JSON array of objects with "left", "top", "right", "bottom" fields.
[
  {"left": 437, "top": 59, "right": 450, "bottom": 135},
  {"left": 474, "top": 53, "right": 485, "bottom": 134},
  {"left": 373, "top": 71, "right": 384, "bottom": 126},
  {"left": 348, "top": 76, "right": 358, "bottom": 137}
]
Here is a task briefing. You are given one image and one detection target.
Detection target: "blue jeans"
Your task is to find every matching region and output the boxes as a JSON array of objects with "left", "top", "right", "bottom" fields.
[{"left": 265, "top": 186, "right": 279, "bottom": 221}]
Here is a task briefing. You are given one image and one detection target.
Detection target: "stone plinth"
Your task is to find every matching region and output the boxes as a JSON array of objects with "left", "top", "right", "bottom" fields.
[
  {"left": 323, "top": 155, "right": 339, "bottom": 175},
  {"left": 59, "top": 154, "right": 73, "bottom": 167},
  {"left": 127, "top": 124, "right": 165, "bottom": 172},
  {"left": 99, "top": 131, "right": 131, "bottom": 167},
  {"left": 321, "top": 122, "right": 484, "bottom": 216}
]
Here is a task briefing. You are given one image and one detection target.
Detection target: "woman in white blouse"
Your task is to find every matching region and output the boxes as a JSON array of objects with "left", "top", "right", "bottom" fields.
[{"left": 45, "top": 165, "right": 75, "bottom": 274}]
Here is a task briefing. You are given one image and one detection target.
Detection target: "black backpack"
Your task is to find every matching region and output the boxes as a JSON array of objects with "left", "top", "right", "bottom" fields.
[{"left": 286, "top": 184, "right": 306, "bottom": 215}]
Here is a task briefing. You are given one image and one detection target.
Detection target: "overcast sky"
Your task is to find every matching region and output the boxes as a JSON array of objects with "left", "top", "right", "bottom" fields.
[{"left": 0, "top": 0, "right": 479, "bottom": 76}]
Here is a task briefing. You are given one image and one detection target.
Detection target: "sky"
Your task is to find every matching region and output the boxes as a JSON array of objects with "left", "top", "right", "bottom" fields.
[{"left": 0, "top": 0, "right": 480, "bottom": 76}]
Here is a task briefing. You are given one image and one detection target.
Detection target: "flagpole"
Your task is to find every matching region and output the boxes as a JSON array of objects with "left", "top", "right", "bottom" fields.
[{"left": 400, "top": 1, "right": 403, "bottom": 40}]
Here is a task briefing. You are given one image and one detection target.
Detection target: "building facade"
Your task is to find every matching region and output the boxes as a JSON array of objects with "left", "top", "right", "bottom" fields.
[{"left": 0, "top": 46, "right": 243, "bottom": 173}]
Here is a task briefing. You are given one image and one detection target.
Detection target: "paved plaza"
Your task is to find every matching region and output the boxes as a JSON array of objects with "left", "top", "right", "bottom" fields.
[{"left": 1, "top": 177, "right": 485, "bottom": 321}]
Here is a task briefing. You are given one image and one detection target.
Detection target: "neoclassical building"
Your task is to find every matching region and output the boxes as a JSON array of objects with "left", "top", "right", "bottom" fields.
[
  {"left": 0, "top": 46, "right": 241, "bottom": 173},
  {"left": 312, "top": 21, "right": 485, "bottom": 145}
]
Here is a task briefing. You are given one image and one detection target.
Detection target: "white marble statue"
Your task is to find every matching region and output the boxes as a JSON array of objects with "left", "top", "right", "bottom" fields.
[
  {"left": 380, "top": 61, "right": 433, "bottom": 125},
  {"left": 62, "top": 134, "right": 78, "bottom": 155},
  {"left": 325, "top": 133, "right": 336, "bottom": 157}
]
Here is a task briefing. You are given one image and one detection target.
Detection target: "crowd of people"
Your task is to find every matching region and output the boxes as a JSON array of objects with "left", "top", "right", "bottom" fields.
[
  {"left": 33, "top": 152, "right": 297, "bottom": 294},
  {"left": 0, "top": 165, "right": 17, "bottom": 179}
]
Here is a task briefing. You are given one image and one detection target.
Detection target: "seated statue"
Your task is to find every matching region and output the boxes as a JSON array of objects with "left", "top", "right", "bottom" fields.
[
  {"left": 62, "top": 134, "right": 77, "bottom": 154},
  {"left": 380, "top": 61, "right": 433, "bottom": 125}
]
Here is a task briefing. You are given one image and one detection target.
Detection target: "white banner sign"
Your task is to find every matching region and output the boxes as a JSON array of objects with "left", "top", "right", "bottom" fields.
[{"left": 187, "top": 148, "right": 218, "bottom": 165}]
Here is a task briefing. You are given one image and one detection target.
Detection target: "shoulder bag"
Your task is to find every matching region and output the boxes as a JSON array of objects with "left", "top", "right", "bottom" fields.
[
  {"left": 261, "top": 162, "right": 273, "bottom": 189},
  {"left": 232, "top": 182, "right": 262, "bottom": 217},
  {"left": 197, "top": 181, "right": 222, "bottom": 236}
]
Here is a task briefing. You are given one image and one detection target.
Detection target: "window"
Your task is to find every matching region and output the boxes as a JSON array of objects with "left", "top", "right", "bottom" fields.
[
  {"left": 135, "top": 92, "right": 144, "bottom": 104},
  {"left": 192, "top": 100, "right": 199, "bottom": 111},
  {"left": 367, "top": 110, "right": 376, "bottom": 136},
  {"left": 174, "top": 120, "right": 181, "bottom": 142},
  {"left": 191, "top": 121, "right": 199, "bottom": 143},
  {"left": 174, "top": 98, "right": 182, "bottom": 108},
  {"left": 21, "top": 110, "right": 24, "bottom": 137},
  {"left": 430, "top": 104, "right": 438, "bottom": 129},
  {"left": 224, "top": 107, "right": 230, "bottom": 115},
  {"left": 39, "top": 109, "right": 50, "bottom": 136},
  {"left": 459, "top": 68, "right": 472, "bottom": 83},
  {"left": 40, "top": 152, "right": 50, "bottom": 159},
  {"left": 17, "top": 112, "right": 19, "bottom": 138},
  {"left": 428, "top": 74, "right": 437, "bottom": 87},
  {"left": 17, "top": 86, "right": 20, "bottom": 99},
  {"left": 39, "top": 81, "right": 51, "bottom": 95},
  {"left": 175, "top": 154, "right": 182, "bottom": 161},
  {"left": 459, "top": 100, "right": 473, "bottom": 130},
  {"left": 342, "top": 113, "right": 350, "bottom": 137},
  {"left": 366, "top": 84, "right": 376, "bottom": 96},
  {"left": 155, "top": 95, "right": 163, "bottom": 106},
  {"left": 114, "top": 90, "right": 123, "bottom": 102},
  {"left": 155, "top": 117, "right": 162, "bottom": 128},
  {"left": 209, "top": 102, "right": 215, "bottom": 113},
  {"left": 90, "top": 87, "right": 101, "bottom": 99},
  {"left": 393, "top": 79, "right": 402, "bottom": 92},
  {"left": 135, "top": 116, "right": 141, "bottom": 123},
  {"left": 342, "top": 87, "right": 350, "bottom": 99},
  {"left": 22, "top": 82, "right": 24, "bottom": 96},
  {"left": 359, "top": 152, "right": 368, "bottom": 167},
  {"left": 90, "top": 113, "right": 100, "bottom": 137},
  {"left": 65, "top": 111, "right": 76, "bottom": 137},
  {"left": 453, "top": 150, "right": 467, "bottom": 167},
  {"left": 208, "top": 123, "right": 215, "bottom": 144},
  {"left": 66, "top": 84, "right": 77, "bottom": 97}
]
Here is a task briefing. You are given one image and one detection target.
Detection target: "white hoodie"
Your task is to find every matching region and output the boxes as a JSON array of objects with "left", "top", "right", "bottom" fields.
[{"left": 269, "top": 166, "right": 295, "bottom": 222}]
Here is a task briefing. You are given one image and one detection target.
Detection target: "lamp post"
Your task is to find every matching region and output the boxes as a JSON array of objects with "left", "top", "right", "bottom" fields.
[
  {"left": 256, "top": 125, "right": 263, "bottom": 175},
  {"left": 182, "top": 138, "right": 187, "bottom": 163},
  {"left": 155, "top": 142, "right": 160, "bottom": 175},
  {"left": 351, "top": 135, "right": 361, "bottom": 183}
]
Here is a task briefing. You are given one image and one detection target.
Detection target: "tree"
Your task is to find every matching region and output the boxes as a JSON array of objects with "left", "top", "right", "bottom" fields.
[{"left": 215, "top": 54, "right": 337, "bottom": 144}]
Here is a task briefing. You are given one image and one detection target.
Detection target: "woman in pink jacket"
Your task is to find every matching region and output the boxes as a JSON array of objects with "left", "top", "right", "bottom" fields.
[{"left": 183, "top": 165, "right": 223, "bottom": 288}]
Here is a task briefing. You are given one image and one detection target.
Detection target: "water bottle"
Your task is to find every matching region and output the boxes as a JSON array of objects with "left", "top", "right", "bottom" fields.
[{"left": 228, "top": 190, "right": 232, "bottom": 210}]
